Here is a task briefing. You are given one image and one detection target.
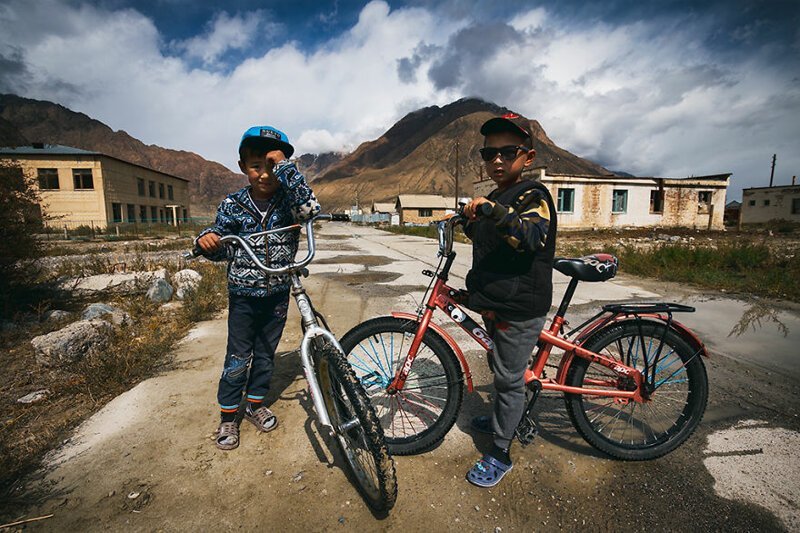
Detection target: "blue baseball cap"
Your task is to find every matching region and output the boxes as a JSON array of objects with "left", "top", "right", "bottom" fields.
[{"left": 239, "top": 125, "right": 295, "bottom": 158}]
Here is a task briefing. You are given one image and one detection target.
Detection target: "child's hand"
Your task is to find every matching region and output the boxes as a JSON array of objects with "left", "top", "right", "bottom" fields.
[
  {"left": 266, "top": 150, "right": 287, "bottom": 169},
  {"left": 197, "top": 232, "right": 222, "bottom": 254},
  {"left": 463, "top": 197, "right": 494, "bottom": 220}
]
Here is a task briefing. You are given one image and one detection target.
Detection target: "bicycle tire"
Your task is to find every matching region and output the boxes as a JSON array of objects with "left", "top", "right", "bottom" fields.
[
  {"left": 564, "top": 321, "right": 708, "bottom": 460},
  {"left": 339, "top": 316, "right": 464, "bottom": 455},
  {"left": 315, "top": 342, "right": 397, "bottom": 512}
]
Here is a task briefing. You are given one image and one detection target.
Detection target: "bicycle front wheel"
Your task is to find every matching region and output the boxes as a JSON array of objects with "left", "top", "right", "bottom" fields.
[
  {"left": 564, "top": 321, "right": 708, "bottom": 460},
  {"left": 315, "top": 342, "right": 397, "bottom": 512},
  {"left": 339, "top": 316, "right": 464, "bottom": 455}
]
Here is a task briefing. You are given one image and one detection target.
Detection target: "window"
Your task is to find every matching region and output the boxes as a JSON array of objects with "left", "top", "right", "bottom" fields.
[
  {"left": 149, "top": 180, "right": 156, "bottom": 197},
  {"left": 183, "top": 209, "right": 188, "bottom": 222},
  {"left": 763, "top": 199, "right": 770, "bottom": 206},
  {"left": 748, "top": 200, "right": 756, "bottom": 206},
  {"left": 112, "top": 203, "right": 122, "bottom": 223},
  {"left": 557, "top": 188, "right": 574, "bottom": 213},
  {"left": 127, "top": 204, "right": 136, "bottom": 222},
  {"left": 139, "top": 205, "right": 147, "bottom": 222},
  {"left": 137, "top": 178, "right": 145, "bottom": 196},
  {"left": 159, "top": 183, "right": 165, "bottom": 199},
  {"left": 650, "top": 190, "right": 664, "bottom": 213},
  {"left": 38, "top": 168, "right": 59, "bottom": 190},
  {"left": 698, "top": 191, "right": 712, "bottom": 213},
  {"left": 72, "top": 169, "right": 94, "bottom": 189},
  {"left": 792, "top": 198, "right": 800, "bottom": 215},
  {"left": 418, "top": 208, "right": 433, "bottom": 217},
  {"left": 168, "top": 184, "right": 174, "bottom": 200},
  {"left": 612, "top": 190, "right": 627, "bottom": 213},
  {"left": 150, "top": 206, "right": 158, "bottom": 222}
]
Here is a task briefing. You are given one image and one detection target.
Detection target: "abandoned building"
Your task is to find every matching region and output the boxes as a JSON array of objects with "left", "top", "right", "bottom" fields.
[
  {"left": 740, "top": 181, "right": 800, "bottom": 224},
  {"left": 0, "top": 144, "right": 191, "bottom": 229},
  {"left": 474, "top": 168, "right": 730, "bottom": 230}
]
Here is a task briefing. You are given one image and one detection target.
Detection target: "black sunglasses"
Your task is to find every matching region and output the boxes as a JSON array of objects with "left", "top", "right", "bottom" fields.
[{"left": 479, "top": 145, "right": 528, "bottom": 162}]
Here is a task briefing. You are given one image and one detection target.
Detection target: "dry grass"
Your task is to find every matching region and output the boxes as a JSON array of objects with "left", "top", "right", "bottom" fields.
[{"left": 0, "top": 256, "right": 226, "bottom": 514}]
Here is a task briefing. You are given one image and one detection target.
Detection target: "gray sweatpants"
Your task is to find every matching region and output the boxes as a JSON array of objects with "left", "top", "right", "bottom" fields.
[{"left": 485, "top": 314, "right": 546, "bottom": 450}]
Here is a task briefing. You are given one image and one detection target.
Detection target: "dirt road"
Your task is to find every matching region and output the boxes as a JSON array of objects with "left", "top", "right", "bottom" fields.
[{"left": 16, "top": 224, "right": 800, "bottom": 531}]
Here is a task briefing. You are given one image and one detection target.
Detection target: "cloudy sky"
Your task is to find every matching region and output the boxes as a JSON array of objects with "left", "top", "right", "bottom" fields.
[{"left": 1, "top": 0, "right": 798, "bottom": 200}]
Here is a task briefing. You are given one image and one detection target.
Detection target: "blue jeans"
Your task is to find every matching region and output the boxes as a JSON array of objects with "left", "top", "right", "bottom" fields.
[{"left": 217, "top": 292, "right": 289, "bottom": 411}]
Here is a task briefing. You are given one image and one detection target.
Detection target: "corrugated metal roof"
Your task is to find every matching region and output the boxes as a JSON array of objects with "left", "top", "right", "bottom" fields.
[
  {"left": 0, "top": 144, "right": 188, "bottom": 182},
  {"left": 396, "top": 194, "right": 449, "bottom": 209},
  {"left": 0, "top": 144, "right": 99, "bottom": 156},
  {"left": 372, "top": 202, "right": 396, "bottom": 213}
]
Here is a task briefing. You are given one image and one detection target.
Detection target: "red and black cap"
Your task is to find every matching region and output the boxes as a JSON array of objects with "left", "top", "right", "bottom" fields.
[{"left": 480, "top": 112, "right": 532, "bottom": 141}]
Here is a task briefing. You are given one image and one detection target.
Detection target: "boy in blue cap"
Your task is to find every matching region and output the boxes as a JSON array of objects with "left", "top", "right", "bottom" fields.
[{"left": 196, "top": 125, "right": 320, "bottom": 450}]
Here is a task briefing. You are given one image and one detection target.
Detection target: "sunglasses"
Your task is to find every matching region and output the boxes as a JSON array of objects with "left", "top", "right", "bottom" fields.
[{"left": 479, "top": 145, "right": 528, "bottom": 162}]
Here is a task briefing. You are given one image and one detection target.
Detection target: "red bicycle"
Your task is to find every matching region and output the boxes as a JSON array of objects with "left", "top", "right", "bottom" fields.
[{"left": 339, "top": 212, "right": 709, "bottom": 459}]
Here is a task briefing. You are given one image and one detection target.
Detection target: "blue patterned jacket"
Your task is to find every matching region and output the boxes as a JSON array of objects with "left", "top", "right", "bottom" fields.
[{"left": 197, "top": 160, "right": 321, "bottom": 297}]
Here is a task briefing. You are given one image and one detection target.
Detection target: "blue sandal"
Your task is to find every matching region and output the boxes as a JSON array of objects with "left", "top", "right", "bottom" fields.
[{"left": 466, "top": 454, "right": 513, "bottom": 488}]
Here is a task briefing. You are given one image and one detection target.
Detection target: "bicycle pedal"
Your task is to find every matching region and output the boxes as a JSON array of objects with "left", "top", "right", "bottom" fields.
[{"left": 515, "top": 417, "right": 538, "bottom": 447}]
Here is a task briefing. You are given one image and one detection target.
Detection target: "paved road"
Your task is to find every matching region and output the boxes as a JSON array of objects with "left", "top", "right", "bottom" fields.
[
  {"left": 310, "top": 223, "right": 800, "bottom": 531},
  {"left": 24, "top": 223, "right": 799, "bottom": 531}
]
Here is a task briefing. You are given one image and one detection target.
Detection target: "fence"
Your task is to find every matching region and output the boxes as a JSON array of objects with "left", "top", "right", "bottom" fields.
[
  {"left": 349, "top": 213, "right": 391, "bottom": 224},
  {"left": 41, "top": 217, "right": 215, "bottom": 240}
]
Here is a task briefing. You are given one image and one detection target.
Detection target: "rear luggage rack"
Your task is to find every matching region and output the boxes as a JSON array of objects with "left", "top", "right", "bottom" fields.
[{"left": 601, "top": 302, "right": 696, "bottom": 314}]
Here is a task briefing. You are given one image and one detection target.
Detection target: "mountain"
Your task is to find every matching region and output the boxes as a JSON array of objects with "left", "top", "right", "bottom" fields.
[
  {"left": 306, "top": 98, "right": 613, "bottom": 210},
  {"left": 0, "top": 94, "right": 244, "bottom": 216}
]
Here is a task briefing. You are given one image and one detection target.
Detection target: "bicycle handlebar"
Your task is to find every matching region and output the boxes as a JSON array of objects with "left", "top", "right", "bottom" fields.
[
  {"left": 185, "top": 213, "right": 350, "bottom": 274},
  {"left": 436, "top": 202, "right": 492, "bottom": 256}
]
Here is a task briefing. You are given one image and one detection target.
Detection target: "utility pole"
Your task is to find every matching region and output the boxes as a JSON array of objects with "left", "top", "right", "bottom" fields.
[
  {"left": 770, "top": 154, "right": 776, "bottom": 187},
  {"left": 454, "top": 141, "right": 460, "bottom": 209}
]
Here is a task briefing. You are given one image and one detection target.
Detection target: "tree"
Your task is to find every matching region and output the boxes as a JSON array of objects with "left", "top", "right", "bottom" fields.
[{"left": 0, "top": 160, "right": 46, "bottom": 318}]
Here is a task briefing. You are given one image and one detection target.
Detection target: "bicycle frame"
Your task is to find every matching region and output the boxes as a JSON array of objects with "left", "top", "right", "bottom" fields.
[{"left": 387, "top": 214, "right": 706, "bottom": 404}]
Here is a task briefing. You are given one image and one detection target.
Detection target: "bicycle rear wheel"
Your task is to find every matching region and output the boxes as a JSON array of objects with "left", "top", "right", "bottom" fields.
[
  {"left": 315, "top": 342, "right": 397, "bottom": 512},
  {"left": 564, "top": 321, "right": 708, "bottom": 460},
  {"left": 339, "top": 316, "right": 464, "bottom": 455}
]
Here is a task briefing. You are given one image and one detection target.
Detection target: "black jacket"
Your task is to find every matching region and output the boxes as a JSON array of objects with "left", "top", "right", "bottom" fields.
[{"left": 465, "top": 179, "right": 557, "bottom": 319}]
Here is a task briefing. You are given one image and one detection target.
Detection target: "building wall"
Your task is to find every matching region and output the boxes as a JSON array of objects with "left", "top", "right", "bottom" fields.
[
  {"left": 474, "top": 175, "right": 728, "bottom": 229},
  {"left": 10, "top": 154, "right": 190, "bottom": 228},
  {"left": 400, "top": 207, "right": 448, "bottom": 225},
  {"left": 741, "top": 186, "right": 800, "bottom": 224}
]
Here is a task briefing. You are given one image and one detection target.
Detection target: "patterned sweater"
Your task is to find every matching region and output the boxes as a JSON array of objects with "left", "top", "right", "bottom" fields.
[{"left": 197, "top": 160, "right": 321, "bottom": 297}]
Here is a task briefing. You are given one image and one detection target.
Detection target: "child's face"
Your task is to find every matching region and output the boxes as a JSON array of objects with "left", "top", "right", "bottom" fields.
[
  {"left": 483, "top": 132, "right": 535, "bottom": 189},
  {"left": 239, "top": 150, "right": 279, "bottom": 200}
]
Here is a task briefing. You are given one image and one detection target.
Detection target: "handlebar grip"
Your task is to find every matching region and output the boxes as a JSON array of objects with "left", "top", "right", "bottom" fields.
[
  {"left": 330, "top": 213, "right": 350, "bottom": 222},
  {"left": 477, "top": 202, "right": 494, "bottom": 217},
  {"left": 184, "top": 247, "right": 203, "bottom": 260}
]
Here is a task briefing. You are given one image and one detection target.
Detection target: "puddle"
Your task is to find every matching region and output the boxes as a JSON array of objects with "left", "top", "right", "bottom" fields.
[
  {"left": 675, "top": 297, "right": 800, "bottom": 377},
  {"left": 313, "top": 254, "right": 393, "bottom": 267},
  {"left": 337, "top": 271, "right": 402, "bottom": 284}
]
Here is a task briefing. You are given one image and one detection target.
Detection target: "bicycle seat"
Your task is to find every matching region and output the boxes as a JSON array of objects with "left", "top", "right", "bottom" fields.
[{"left": 553, "top": 254, "right": 618, "bottom": 282}]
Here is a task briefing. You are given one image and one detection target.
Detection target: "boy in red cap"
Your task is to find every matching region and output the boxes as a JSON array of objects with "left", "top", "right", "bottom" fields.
[
  {"left": 462, "top": 113, "right": 557, "bottom": 487},
  {"left": 196, "top": 125, "right": 320, "bottom": 450}
]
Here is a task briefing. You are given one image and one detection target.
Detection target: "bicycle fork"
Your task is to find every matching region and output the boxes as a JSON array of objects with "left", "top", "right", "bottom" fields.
[{"left": 292, "top": 276, "right": 347, "bottom": 436}]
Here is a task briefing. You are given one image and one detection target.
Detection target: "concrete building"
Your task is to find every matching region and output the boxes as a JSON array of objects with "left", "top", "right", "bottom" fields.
[
  {"left": 741, "top": 182, "right": 800, "bottom": 224},
  {"left": 0, "top": 144, "right": 190, "bottom": 229},
  {"left": 474, "top": 168, "right": 730, "bottom": 230},
  {"left": 395, "top": 194, "right": 449, "bottom": 225}
]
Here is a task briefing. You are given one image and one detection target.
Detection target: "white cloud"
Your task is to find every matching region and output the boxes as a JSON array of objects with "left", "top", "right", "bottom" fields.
[
  {"left": 0, "top": 0, "right": 798, "bottom": 198},
  {"left": 173, "top": 10, "right": 282, "bottom": 68}
]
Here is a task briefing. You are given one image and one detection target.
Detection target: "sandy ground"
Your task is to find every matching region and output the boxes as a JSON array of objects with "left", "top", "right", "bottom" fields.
[{"left": 9, "top": 224, "right": 800, "bottom": 532}]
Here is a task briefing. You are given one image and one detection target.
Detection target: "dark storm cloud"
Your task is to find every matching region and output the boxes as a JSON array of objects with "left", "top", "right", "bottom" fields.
[
  {"left": 427, "top": 22, "right": 521, "bottom": 90},
  {"left": 0, "top": 48, "right": 31, "bottom": 93},
  {"left": 396, "top": 42, "right": 438, "bottom": 83}
]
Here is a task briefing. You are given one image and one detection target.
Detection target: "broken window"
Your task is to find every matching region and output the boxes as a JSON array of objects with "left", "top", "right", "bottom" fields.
[
  {"left": 650, "top": 190, "right": 664, "bottom": 213},
  {"left": 612, "top": 190, "right": 627, "bottom": 214},
  {"left": 557, "top": 188, "right": 574, "bottom": 212},
  {"left": 698, "top": 191, "right": 712, "bottom": 214}
]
